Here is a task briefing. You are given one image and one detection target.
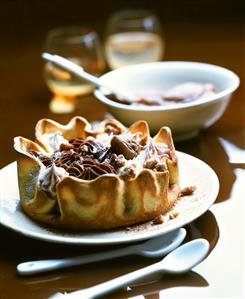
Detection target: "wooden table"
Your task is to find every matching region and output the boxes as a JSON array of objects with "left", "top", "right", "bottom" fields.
[{"left": 0, "top": 17, "right": 244, "bottom": 299}]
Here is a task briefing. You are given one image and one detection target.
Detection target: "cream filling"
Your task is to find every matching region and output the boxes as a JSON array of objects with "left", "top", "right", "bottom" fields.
[
  {"left": 38, "top": 132, "right": 169, "bottom": 194},
  {"left": 42, "top": 132, "right": 69, "bottom": 152},
  {"left": 117, "top": 140, "right": 169, "bottom": 176},
  {"left": 38, "top": 164, "right": 68, "bottom": 197}
]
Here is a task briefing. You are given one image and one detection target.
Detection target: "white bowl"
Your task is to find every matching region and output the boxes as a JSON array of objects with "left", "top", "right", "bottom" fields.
[{"left": 94, "top": 61, "right": 239, "bottom": 141}]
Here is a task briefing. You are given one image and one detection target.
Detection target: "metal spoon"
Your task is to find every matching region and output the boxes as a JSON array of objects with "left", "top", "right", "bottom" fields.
[
  {"left": 17, "top": 228, "right": 186, "bottom": 276},
  {"left": 42, "top": 52, "right": 130, "bottom": 98},
  {"left": 49, "top": 238, "right": 209, "bottom": 299}
]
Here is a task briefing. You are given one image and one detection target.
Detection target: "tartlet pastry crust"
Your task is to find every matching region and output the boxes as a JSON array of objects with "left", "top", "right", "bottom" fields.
[{"left": 14, "top": 117, "right": 180, "bottom": 230}]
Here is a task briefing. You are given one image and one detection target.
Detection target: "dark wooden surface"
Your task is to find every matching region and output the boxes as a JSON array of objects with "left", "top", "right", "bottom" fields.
[{"left": 0, "top": 2, "right": 244, "bottom": 298}]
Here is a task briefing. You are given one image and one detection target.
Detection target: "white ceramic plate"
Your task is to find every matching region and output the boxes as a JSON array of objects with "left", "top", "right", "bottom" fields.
[{"left": 0, "top": 152, "right": 219, "bottom": 245}]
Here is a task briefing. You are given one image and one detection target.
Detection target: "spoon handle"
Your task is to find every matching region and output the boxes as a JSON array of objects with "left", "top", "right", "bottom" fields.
[
  {"left": 49, "top": 261, "right": 161, "bottom": 299},
  {"left": 17, "top": 247, "right": 131, "bottom": 276},
  {"left": 42, "top": 53, "right": 111, "bottom": 92},
  {"left": 17, "top": 228, "right": 186, "bottom": 276}
]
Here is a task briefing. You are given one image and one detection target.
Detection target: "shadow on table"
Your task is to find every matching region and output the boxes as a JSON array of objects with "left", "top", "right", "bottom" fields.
[
  {"left": 6, "top": 210, "right": 218, "bottom": 299},
  {"left": 176, "top": 130, "right": 237, "bottom": 203},
  {"left": 106, "top": 270, "right": 208, "bottom": 299}
]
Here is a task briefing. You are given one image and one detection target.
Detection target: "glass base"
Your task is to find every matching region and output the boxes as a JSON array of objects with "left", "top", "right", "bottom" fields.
[{"left": 49, "top": 95, "right": 77, "bottom": 114}]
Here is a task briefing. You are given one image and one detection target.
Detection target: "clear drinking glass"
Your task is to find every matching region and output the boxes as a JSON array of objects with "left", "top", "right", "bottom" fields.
[
  {"left": 44, "top": 26, "right": 105, "bottom": 99},
  {"left": 104, "top": 9, "right": 164, "bottom": 70}
]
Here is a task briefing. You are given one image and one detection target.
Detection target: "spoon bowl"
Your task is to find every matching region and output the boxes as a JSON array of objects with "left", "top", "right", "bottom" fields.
[
  {"left": 158, "top": 238, "right": 210, "bottom": 274},
  {"left": 133, "top": 228, "right": 186, "bottom": 258}
]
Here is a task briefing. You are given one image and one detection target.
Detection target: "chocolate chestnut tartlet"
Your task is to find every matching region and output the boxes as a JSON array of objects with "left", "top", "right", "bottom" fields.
[{"left": 14, "top": 117, "right": 180, "bottom": 229}]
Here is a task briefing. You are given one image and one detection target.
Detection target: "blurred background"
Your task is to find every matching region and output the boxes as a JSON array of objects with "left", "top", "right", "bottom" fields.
[
  {"left": 0, "top": 4, "right": 244, "bottom": 299},
  {"left": 0, "top": 0, "right": 244, "bottom": 167}
]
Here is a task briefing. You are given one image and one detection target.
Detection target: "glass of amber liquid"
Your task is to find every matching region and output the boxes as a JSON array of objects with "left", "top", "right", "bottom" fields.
[
  {"left": 104, "top": 9, "right": 164, "bottom": 70},
  {"left": 44, "top": 26, "right": 105, "bottom": 113}
]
